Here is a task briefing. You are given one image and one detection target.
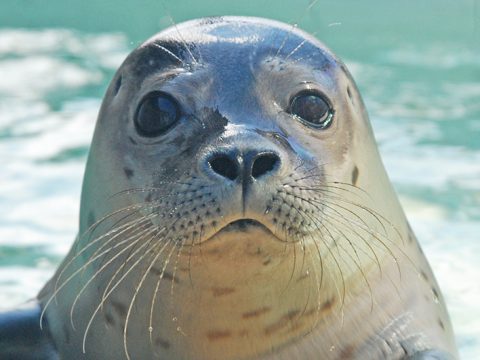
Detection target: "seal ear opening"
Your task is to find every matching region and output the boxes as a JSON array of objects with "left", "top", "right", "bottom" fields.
[
  {"left": 113, "top": 75, "right": 122, "bottom": 96},
  {"left": 346, "top": 86, "right": 354, "bottom": 104}
]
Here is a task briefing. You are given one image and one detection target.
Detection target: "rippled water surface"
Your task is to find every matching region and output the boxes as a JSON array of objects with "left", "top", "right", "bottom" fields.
[{"left": 0, "top": 1, "right": 479, "bottom": 358}]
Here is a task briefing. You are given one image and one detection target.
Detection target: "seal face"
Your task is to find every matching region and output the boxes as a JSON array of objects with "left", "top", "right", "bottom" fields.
[{"left": 30, "top": 17, "right": 458, "bottom": 360}]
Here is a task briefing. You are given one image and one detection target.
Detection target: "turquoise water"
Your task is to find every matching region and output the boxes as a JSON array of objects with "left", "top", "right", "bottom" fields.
[{"left": 0, "top": 0, "right": 479, "bottom": 358}]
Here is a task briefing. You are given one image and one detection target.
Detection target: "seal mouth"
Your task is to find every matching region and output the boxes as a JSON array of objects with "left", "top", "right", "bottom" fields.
[
  {"left": 201, "top": 217, "right": 305, "bottom": 244},
  {"left": 206, "top": 218, "right": 285, "bottom": 242},
  {"left": 219, "top": 219, "right": 269, "bottom": 233}
]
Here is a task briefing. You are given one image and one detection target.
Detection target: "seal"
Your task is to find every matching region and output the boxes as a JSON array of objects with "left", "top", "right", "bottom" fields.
[{"left": 0, "top": 17, "right": 458, "bottom": 360}]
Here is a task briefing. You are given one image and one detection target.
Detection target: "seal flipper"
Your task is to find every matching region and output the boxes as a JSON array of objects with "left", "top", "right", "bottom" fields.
[{"left": 0, "top": 301, "right": 58, "bottom": 360}]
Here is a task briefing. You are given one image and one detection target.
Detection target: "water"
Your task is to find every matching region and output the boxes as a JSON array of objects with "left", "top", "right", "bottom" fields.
[{"left": 0, "top": 0, "right": 479, "bottom": 358}]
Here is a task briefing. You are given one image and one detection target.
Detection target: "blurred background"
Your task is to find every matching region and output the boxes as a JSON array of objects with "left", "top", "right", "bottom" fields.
[{"left": 0, "top": 0, "right": 478, "bottom": 358}]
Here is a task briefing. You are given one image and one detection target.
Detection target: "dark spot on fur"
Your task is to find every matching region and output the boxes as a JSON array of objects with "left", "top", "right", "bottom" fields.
[
  {"left": 206, "top": 247, "right": 220, "bottom": 255},
  {"left": 420, "top": 270, "right": 429, "bottom": 282},
  {"left": 87, "top": 211, "right": 96, "bottom": 227},
  {"left": 128, "top": 41, "right": 185, "bottom": 78},
  {"left": 111, "top": 300, "right": 127, "bottom": 317},
  {"left": 432, "top": 287, "right": 440, "bottom": 300},
  {"left": 206, "top": 330, "right": 232, "bottom": 341},
  {"left": 145, "top": 192, "right": 153, "bottom": 202},
  {"left": 263, "top": 257, "right": 272, "bottom": 266},
  {"left": 155, "top": 337, "right": 171, "bottom": 349},
  {"left": 124, "top": 167, "right": 134, "bottom": 179},
  {"left": 242, "top": 307, "right": 271, "bottom": 319},
  {"left": 338, "top": 345, "right": 355, "bottom": 359},
  {"left": 163, "top": 271, "right": 179, "bottom": 283},
  {"left": 320, "top": 298, "right": 335, "bottom": 312},
  {"left": 150, "top": 268, "right": 179, "bottom": 283},
  {"left": 128, "top": 136, "right": 137, "bottom": 145},
  {"left": 105, "top": 312, "right": 115, "bottom": 326},
  {"left": 264, "top": 310, "right": 300, "bottom": 335},
  {"left": 351, "top": 165, "right": 359, "bottom": 185},
  {"left": 340, "top": 63, "right": 349, "bottom": 74},
  {"left": 407, "top": 222, "right": 416, "bottom": 244},
  {"left": 297, "top": 272, "right": 310, "bottom": 282},
  {"left": 211, "top": 287, "right": 235, "bottom": 297},
  {"left": 438, "top": 318, "right": 445, "bottom": 331},
  {"left": 346, "top": 86, "right": 353, "bottom": 104},
  {"left": 113, "top": 75, "right": 122, "bottom": 96}
]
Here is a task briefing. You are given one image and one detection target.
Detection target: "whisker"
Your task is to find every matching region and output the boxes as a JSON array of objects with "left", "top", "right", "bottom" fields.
[
  {"left": 108, "top": 181, "right": 206, "bottom": 199},
  {"left": 124, "top": 240, "right": 177, "bottom": 360},
  {"left": 319, "top": 198, "right": 410, "bottom": 276},
  {"left": 78, "top": 203, "right": 147, "bottom": 244},
  {"left": 148, "top": 241, "right": 180, "bottom": 347},
  {"left": 87, "top": 209, "right": 150, "bottom": 271},
  {"left": 81, "top": 228, "right": 167, "bottom": 354},
  {"left": 322, "top": 217, "right": 375, "bottom": 312},
  {"left": 324, "top": 208, "right": 382, "bottom": 273},
  {"left": 283, "top": 28, "right": 318, "bottom": 63},
  {"left": 303, "top": 194, "right": 403, "bottom": 280},
  {"left": 41, "top": 217, "right": 154, "bottom": 329},
  {"left": 160, "top": 5, "right": 198, "bottom": 66},
  {"left": 100, "top": 225, "right": 168, "bottom": 307},
  {"left": 70, "top": 224, "right": 160, "bottom": 329},
  {"left": 304, "top": 232, "right": 325, "bottom": 330},
  {"left": 151, "top": 43, "right": 186, "bottom": 66},
  {"left": 274, "top": 0, "right": 319, "bottom": 59},
  {"left": 281, "top": 199, "right": 346, "bottom": 309},
  {"left": 304, "top": 209, "right": 347, "bottom": 311},
  {"left": 54, "top": 214, "right": 147, "bottom": 298}
]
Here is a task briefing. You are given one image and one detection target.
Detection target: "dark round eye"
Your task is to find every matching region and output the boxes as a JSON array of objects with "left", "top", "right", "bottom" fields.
[
  {"left": 289, "top": 91, "right": 333, "bottom": 129},
  {"left": 134, "top": 92, "right": 181, "bottom": 137}
]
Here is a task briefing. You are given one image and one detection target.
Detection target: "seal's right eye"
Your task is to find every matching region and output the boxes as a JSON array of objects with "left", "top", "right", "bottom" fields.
[{"left": 134, "top": 92, "right": 181, "bottom": 137}]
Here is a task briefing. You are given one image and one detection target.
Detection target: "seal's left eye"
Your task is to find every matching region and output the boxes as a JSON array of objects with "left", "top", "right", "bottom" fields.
[
  {"left": 135, "top": 92, "right": 181, "bottom": 137},
  {"left": 289, "top": 91, "right": 333, "bottom": 129}
]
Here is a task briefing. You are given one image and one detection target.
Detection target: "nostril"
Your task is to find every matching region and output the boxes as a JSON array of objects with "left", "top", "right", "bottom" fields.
[
  {"left": 251, "top": 153, "right": 280, "bottom": 179},
  {"left": 209, "top": 154, "right": 239, "bottom": 181}
]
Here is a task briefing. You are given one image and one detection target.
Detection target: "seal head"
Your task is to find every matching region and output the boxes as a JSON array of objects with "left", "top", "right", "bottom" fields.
[{"left": 33, "top": 17, "right": 458, "bottom": 360}]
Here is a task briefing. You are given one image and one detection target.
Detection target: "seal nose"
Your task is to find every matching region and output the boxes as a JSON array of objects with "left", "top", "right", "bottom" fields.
[
  {"left": 251, "top": 153, "right": 280, "bottom": 179},
  {"left": 209, "top": 154, "right": 239, "bottom": 181},
  {"left": 207, "top": 151, "right": 280, "bottom": 181}
]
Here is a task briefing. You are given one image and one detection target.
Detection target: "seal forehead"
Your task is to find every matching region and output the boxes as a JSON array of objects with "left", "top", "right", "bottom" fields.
[{"left": 142, "top": 16, "right": 337, "bottom": 68}]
